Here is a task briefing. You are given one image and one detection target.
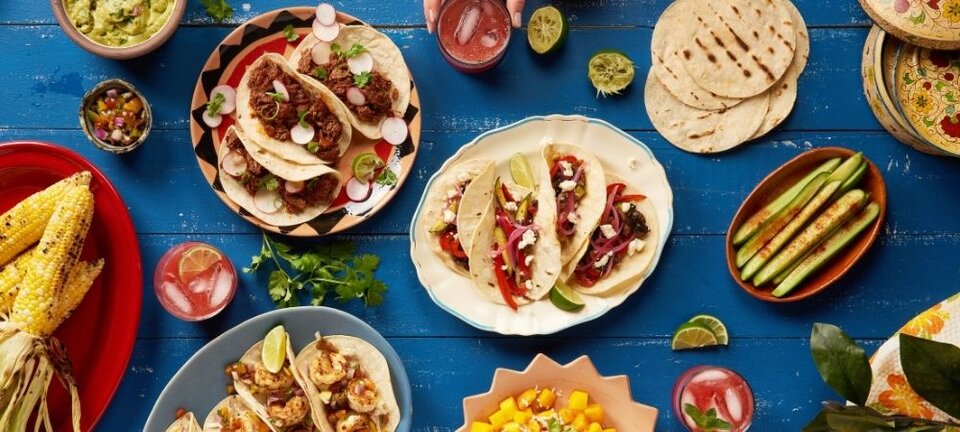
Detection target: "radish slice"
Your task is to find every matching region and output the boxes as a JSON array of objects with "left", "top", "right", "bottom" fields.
[
  {"left": 347, "top": 52, "right": 374, "bottom": 75},
  {"left": 311, "top": 42, "right": 332, "bottom": 66},
  {"left": 284, "top": 180, "right": 305, "bottom": 193},
  {"left": 315, "top": 3, "right": 337, "bottom": 26},
  {"left": 312, "top": 19, "right": 340, "bottom": 42},
  {"left": 345, "top": 177, "right": 373, "bottom": 202},
  {"left": 210, "top": 85, "right": 236, "bottom": 114},
  {"left": 202, "top": 111, "right": 223, "bottom": 128},
  {"left": 254, "top": 189, "right": 283, "bottom": 214},
  {"left": 221, "top": 151, "right": 248, "bottom": 176},
  {"left": 291, "top": 123, "right": 315, "bottom": 145},
  {"left": 271, "top": 80, "right": 289, "bottom": 102},
  {"left": 381, "top": 117, "right": 408, "bottom": 145},
  {"left": 346, "top": 87, "right": 366, "bottom": 106}
]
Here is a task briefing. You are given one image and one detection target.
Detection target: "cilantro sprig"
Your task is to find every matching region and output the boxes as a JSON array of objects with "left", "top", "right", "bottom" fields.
[
  {"left": 206, "top": 92, "right": 226, "bottom": 116},
  {"left": 354, "top": 71, "right": 372, "bottom": 88},
  {"left": 296, "top": 110, "right": 311, "bottom": 128},
  {"left": 684, "top": 404, "right": 733, "bottom": 431},
  {"left": 283, "top": 24, "right": 299, "bottom": 42},
  {"left": 257, "top": 174, "right": 279, "bottom": 191},
  {"left": 375, "top": 168, "right": 397, "bottom": 187},
  {"left": 200, "top": 0, "right": 234, "bottom": 23},
  {"left": 331, "top": 42, "right": 367, "bottom": 59},
  {"left": 245, "top": 234, "right": 388, "bottom": 308},
  {"left": 265, "top": 91, "right": 286, "bottom": 103}
]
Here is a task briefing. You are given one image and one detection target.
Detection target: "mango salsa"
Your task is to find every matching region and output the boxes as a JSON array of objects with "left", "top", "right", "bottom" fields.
[{"left": 470, "top": 388, "right": 614, "bottom": 431}]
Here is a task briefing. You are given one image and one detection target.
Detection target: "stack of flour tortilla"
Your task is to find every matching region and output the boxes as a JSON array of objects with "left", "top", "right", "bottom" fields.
[{"left": 645, "top": 0, "right": 810, "bottom": 153}]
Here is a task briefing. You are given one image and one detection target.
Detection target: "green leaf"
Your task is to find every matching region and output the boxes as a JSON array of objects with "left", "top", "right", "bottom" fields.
[
  {"left": 805, "top": 403, "right": 955, "bottom": 432},
  {"left": 354, "top": 71, "right": 372, "bottom": 88},
  {"left": 297, "top": 110, "right": 310, "bottom": 128},
  {"left": 258, "top": 174, "right": 279, "bottom": 191},
  {"left": 267, "top": 270, "right": 295, "bottom": 307},
  {"left": 306, "top": 141, "right": 320, "bottom": 153},
  {"left": 283, "top": 24, "right": 299, "bottom": 42},
  {"left": 900, "top": 334, "right": 960, "bottom": 419},
  {"left": 313, "top": 67, "right": 329, "bottom": 80},
  {"left": 810, "top": 323, "right": 873, "bottom": 406},
  {"left": 206, "top": 92, "right": 225, "bottom": 116},
  {"left": 200, "top": 0, "right": 234, "bottom": 23},
  {"left": 376, "top": 168, "right": 398, "bottom": 187}
]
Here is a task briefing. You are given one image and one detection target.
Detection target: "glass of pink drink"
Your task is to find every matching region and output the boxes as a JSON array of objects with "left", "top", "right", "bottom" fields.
[
  {"left": 673, "top": 366, "right": 755, "bottom": 432},
  {"left": 153, "top": 242, "right": 237, "bottom": 321},
  {"left": 436, "top": 0, "right": 512, "bottom": 73}
]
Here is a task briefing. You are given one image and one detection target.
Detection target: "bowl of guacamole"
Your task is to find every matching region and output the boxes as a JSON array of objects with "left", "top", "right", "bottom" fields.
[{"left": 52, "top": 0, "right": 186, "bottom": 59}]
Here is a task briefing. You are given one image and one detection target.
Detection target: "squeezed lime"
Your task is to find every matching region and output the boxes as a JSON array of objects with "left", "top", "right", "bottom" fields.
[
  {"left": 588, "top": 50, "right": 635, "bottom": 96},
  {"left": 527, "top": 5, "right": 568, "bottom": 54}
]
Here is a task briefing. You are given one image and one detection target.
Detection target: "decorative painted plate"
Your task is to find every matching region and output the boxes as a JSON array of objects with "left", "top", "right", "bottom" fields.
[
  {"left": 0, "top": 142, "right": 141, "bottom": 431},
  {"left": 143, "top": 307, "right": 413, "bottom": 431},
  {"left": 859, "top": 0, "right": 960, "bottom": 50},
  {"left": 894, "top": 43, "right": 960, "bottom": 157},
  {"left": 409, "top": 115, "right": 674, "bottom": 335},
  {"left": 190, "top": 7, "right": 421, "bottom": 237}
]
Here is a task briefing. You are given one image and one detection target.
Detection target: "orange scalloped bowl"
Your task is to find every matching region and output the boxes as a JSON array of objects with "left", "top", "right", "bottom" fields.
[{"left": 457, "top": 354, "right": 658, "bottom": 432}]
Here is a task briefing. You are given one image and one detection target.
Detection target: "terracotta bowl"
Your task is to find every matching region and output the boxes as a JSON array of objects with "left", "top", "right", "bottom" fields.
[
  {"left": 725, "top": 147, "right": 887, "bottom": 303},
  {"left": 50, "top": 0, "right": 186, "bottom": 60},
  {"left": 457, "top": 354, "right": 658, "bottom": 432}
]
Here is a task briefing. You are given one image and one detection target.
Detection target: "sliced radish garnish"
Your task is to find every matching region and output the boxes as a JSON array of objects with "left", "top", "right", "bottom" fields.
[
  {"left": 346, "top": 87, "right": 366, "bottom": 106},
  {"left": 347, "top": 52, "right": 374, "bottom": 75},
  {"left": 312, "top": 19, "right": 340, "bottom": 42},
  {"left": 284, "top": 180, "right": 305, "bottom": 193},
  {"left": 381, "top": 117, "right": 408, "bottom": 145},
  {"left": 311, "top": 42, "right": 332, "bottom": 66},
  {"left": 221, "top": 151, "right": 248, "bottom": 176},
  {"left": 271, "top": 80, "right": 289, "bottom": 102},
  {"left": 315, "top": 3, "right": 337, "bottom": 26},
  {"left": 291, "top": 123, "right": 315, "bottom": 145},
  {"left": 202, "top": 111, "right": 223, "bottom": 128},
  {"left": 254, "top": 189, "right": 283, "bottom": 214},
  {"left": 210, "top": 85, "right": 236, "bottom": 114},
  {"left": 345, "top": 177, "right": 373, "bottom": 202}
]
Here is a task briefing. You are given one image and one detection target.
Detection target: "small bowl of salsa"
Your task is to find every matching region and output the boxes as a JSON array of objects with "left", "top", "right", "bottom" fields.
[
  {"left": 436, "top": 0, "right": 512, "bottom": 73},
  {"left": 80, "top": 78, "right": 152, "bottom": 154}
]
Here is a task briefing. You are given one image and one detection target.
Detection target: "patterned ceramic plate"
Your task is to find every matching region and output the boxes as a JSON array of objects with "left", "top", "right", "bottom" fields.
[
  {"left": 409, "top": 115, "right": 674, "bottom": 335},
  {"left": 894, "top": 42, "right": 960, "bottom": 157},
  {"left": 189, "top": 7, "right": 421, "bottom": 236},
  {"left": 859, "top": 0, "right": 960, "bottom": 50}
]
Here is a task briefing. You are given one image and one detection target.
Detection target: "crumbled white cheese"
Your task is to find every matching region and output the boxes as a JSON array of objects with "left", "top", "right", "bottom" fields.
[
  {"left": 540, "top": 136, "right": 555, "bottom": 146},
  {"left": 503, "top": 201, "right": 518, "bottom": 212},
  {"left": 620, "top": 202, "right": 633, "bottom": 213},
  {"left": 501, "top": 265, "right": 508, "bottom": 271},
  {"left": 627, "top": 239, "right": 646, "bottom": 256},
  {"left": 627, "top": 158, "right": 639, "bottom": 169},
  {"left": 567, "top": 212, "right": 580, "bottom": 224},
  {"left": 559, "top": 180, "right": 577, "bottom": 192},
  {"left": 319, "top": 390, "right": 333, "bottom": 404},
  {"left": 518, "top": 229, "right": 537, "bottom": 250},
  {"left": 524, "top": 280, "right": 534, "bottom": 291},
  {"left": 452, "top": 232, "right": 459, "bottom": 240},
  {"left": 594, "top": 251, "right": 613, "bottom": 268},
  {"left": 525, "top": 255, "right": 534, "bottom": 266},
  {"left": 443, "top": 209, "right": 456, "bottom": 223},
  {"left": 599, "top": 224, "right": 617, "bottom": 239},
  {"left": 559, "top": 160, "right": 574, "bottom": 177},
  {"left": 446, "top": 189, "right": 459, "bottom": 199}
]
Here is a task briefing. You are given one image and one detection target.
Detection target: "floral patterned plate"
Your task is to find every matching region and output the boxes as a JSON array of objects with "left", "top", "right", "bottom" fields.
[
  {"left": 893, "top": 43, "right": 960, "bottom": 157},
  {"left": 860, "top": 0, "right": 960, "bottom": 50}
]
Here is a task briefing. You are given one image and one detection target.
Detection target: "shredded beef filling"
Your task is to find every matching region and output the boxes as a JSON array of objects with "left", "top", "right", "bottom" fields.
[{"left": 297, "top": 54, "right": 398, "bottom": 123}]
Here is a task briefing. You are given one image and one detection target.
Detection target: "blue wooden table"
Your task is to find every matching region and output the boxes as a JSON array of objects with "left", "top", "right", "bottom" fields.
[{"left": 2, "top": 0, "right": 959, "bottom": 430}]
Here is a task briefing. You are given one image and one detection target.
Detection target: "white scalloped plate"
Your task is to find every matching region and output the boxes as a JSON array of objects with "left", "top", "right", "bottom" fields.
[{"left": 409, "top": 115, "right": 674, "bottom": 335}]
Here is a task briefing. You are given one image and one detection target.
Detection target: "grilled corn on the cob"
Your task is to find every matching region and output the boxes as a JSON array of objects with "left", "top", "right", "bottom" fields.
[
  {"left": 50, "top": 259, "right": 104, "bottom": 331},
  {"left": 0, "top": 249, "right": 33, "bottom": 315}
]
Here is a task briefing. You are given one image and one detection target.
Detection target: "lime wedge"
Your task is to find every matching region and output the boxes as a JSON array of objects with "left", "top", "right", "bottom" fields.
[
  {"left": 509, "top": 153, "right": 536, "bottom": 190},
  {"left": 687, "top": 314, "right": 729, "bottom": 345},
  {"left": 587, "top": 50, "right": 635, "bottom": 97},
  {"left": 527, "top": 5, "right": 568, "bottom": 54},
  {"left": 261, "top": 325, "right": 287, "bottom": 373},
  {"left": 671, "top": 322, "right": 720, "bottom": 351},
  {"left": 352, "top": 152, "right": 385, "bottom": 183},
  {"left": 550, "top": 282, "right": 585, "bottom": 311}
]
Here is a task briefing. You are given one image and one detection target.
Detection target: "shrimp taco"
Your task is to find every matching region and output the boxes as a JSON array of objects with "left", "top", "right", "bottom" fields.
[
  {"left": 290, "top": 25, "right": 412, "bottom": 140},
  {"left": 235, "top": 53, "right": 352, "bottom": 165},
  {"left": 166, "top": 412, "right": 202, "bottom": 432},
  {"left": 467, "top": 176, "right": 562, "bottom": 309},
  {"left": 423, "top": 159, "right": 496, "bottom": 276},
  {"left": 295, "top": 335, "right": 401, "bottom": 432},
  {"left": 539, "top": 143, "right": 607, "bottom": 270},
  {"left": 202, "top": 396, "right": 272, "bottom": 432},
  {"left": 218, "top": 126, "right": 343, "bottom": 227},
  {"left": 226, "top": 331, "right": 320, "bottom": 431},
  {"left": 564, "top": 174, "right": 659, "bottom": 295}
]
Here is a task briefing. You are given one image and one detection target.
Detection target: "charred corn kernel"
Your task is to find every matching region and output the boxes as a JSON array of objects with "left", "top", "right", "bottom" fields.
[
  {"left": 518, "top": 389, "right": 538, "bottom": 409},
  {"left": 0, "top": 172, "right": 91, "bottom": 266},
  {"left": 558, "top": 408, "right": 577, "bottom": 423},
  {"left": 10, "top": 186, "right": 94, "bottom": 337},
  {"left": 537, "top": 388, "right": 556, "bottom": 409},
  {"left": 587, "top": 423, "right": 603, "bottom": 432},
  {"left": 49, "top": 259, "right": 104, "bottom": 330},
  {"left": 527, "top": 421, "right": 542, "bottom": 432},
  {"left": 573, "top": 413, "right": 588, "bottom": 431},
  {"left": 0, "top": 248, "right": 33, "bottom": 314},
  {"left": 513, "top": 409, "right": 533, "bottom": 424},
  {"left": 489, "top": 409, "right": 511, "bottom": 428},
  {"left": 584, "top": 404, "right": 605, "bottom": 423},
  {"left": 470, "top": 422, "right": 494, "bottom": 432},
  {"left": 500, "top": 396, "right": 518, "bottom": 415},
  {"left": 568, "top": 391, "right": 589, "bottom": 411}
]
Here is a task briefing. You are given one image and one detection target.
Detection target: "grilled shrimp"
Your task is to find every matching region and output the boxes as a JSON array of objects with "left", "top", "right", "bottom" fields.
[
  {"left": 309, "top": 350, "right": 348, "bottom": 386},
  {"left": 266, "top": 395, "right": 310, "bottom": 427},
  {"left": 253, "top": 363, "right": 294, "bottom": 391},
  {"left": 346, "top": 377, "right": 380, "bottom": 413},
  {"left": 336, "top": 413, "right": 375, "bottom": 432}
]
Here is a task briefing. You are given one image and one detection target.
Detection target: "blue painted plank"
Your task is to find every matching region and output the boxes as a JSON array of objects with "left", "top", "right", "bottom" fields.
[{"left": 0, "top": 26, "right": 877, "bottom": 131}]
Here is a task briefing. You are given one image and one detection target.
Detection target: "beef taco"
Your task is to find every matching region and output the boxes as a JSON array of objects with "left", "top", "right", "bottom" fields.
[
  {"left": 166, "top": 412, "right": 202, "bottom": 432},
  {"left": 423, "top": 159, "right": 496, "bottom": 276},
  {"left": 218, "top": 126, "right": 343, "bottom": 227},
  {"left": 289, "top": 25, "right": 412, "bottom": 140},
  {"left": 202, "top": 396, "right": 272, "bottom": 432},
  {"left": 539, "top": 143, "right": 607, "bottom": 270},
  {"left": 564, "top": 174, "right": 659, "bottom": 295},
  {"left": 235, "top": 53, "right": 352, "bottom": 165},
  {"left": 295, "top": 335, "right": 401, "bottom": 432},
  {"left": 467, "top": 176, "right": 562, "bottom": 309}
]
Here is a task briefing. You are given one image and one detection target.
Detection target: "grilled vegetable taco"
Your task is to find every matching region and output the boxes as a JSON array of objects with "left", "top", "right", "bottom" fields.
[
  {"left": 467, "top": 176, "right": 562, "bottom": 309},
  {"left": 423, "top": 159, "right": 496, "bottom": 276},
  {"left": 166, "top": 412, "right": 202, "bottom": 432},
  {"left": 202, "top": 396, "right": 272, "bottom": 432},
  {"left": 235, "top": 53, "right": 353, "bottom": 165},
  {"left": 218, "top": 126, "right": 343, "bottom": 227},
  {"left": 290, "top": 25, "right": 412, "bottom": 140},
  {"left": 295, "top": 335, "right": 401, "bottom": 432},
  {"left": 539, "top": 143, "right": 607, "bottom": 270},
  {"left": 564, "top": 174, "right": 658, "bottom": 295},
  {"left": 226, "top": 331, "right": 320, "bottom": 432}
]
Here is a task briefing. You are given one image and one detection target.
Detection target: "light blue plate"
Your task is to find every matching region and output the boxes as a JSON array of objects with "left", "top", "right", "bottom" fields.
[{"left": 143, "top": 307, "right": 413, "bottom": 431}]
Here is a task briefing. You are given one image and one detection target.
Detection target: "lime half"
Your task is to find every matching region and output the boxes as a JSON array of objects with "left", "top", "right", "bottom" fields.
[
  {"left": 527, "top": 5, "right": 568, "bottom": 54},
  {"left": 550, "top": 282, "right": 585, "bottom": 311},
  {"left": 352, "top": 152, "right": 385, "bottom": 183},
  {"left": 261, "top": 325, "right": 288, "bottom": 373},
  {"left": 510, "top": 153, "right": 536, "bottom": 190},
  {"left": 687, "top": 314, "right": 729, "bottom": 345},
  {"left": 671, "top": 322, "right": 720, "bottom": 351},
  {"left": 588, "top": 50, "right": 635, "bottom": 97}
]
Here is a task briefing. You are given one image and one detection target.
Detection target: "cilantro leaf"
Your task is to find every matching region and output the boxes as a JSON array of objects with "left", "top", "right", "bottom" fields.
[
  {"left": 354, "top": 71, "right": 372, "bottom": 88},
  {"left": 258, "top": 174, "right": 279, "bottom": 191},
  {"left": 283, "top": 24, "right": 299, "bottom": 42},
  {"left": 375, "top": 168, "right": 398, "bottom": 187},
  {"left": 330, "top": 42, "right": 343, "bottom": 57},
  {"left": 306, "top": 141, "right": 320, "bottom": 153},
  {"left": 265, "top": 91, "right": 286, "bottom": 103},
  {"left": 297, "top": 110, "right": 310, "bottom": 128},
  {"left": 206, "top": 92, "right": 225, "bottom": 116},
  {"left": 200, "top": 0, "right": 234, "bottom": 23},
  {"left": 313, "top": 67, "right": 329, "bottom": 80},
  {"left": 345, "top": 43, "right": 366, "bottom": 58}
]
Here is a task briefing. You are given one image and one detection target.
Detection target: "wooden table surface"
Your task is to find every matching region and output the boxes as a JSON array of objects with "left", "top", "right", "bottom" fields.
[{"left": 1, "top": 0, "right": 959, "bottom": 430}]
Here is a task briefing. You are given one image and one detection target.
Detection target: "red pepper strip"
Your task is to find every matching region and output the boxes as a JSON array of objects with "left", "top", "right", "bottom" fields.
[
  {"left": 606, "top": 183, "right": 626, "bottom": 195},
  {"left": 493, "top": 254, "right": 519, "bottom": 310},
  {"left": 438, "top": 232, "right": 453, "bottom": 252},
  {"left": 501, "top": 182, "right": 515, "bottom": 203},
  {"left": 449, "top": 236, "right": 467, "bottom": 259},
  {"left": 614, "top": 194, "right": 647, "bottom": 204},
  {"left": 516, "top": 250, "right": 531, "bottom": 279},
  {"left": 550, "top": 155, "right": 581, "bottom": 178}
]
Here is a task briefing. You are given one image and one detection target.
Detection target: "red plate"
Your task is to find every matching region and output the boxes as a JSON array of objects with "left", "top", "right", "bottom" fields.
[{"left": 0, "top": 141, "right": 141, "bottom": 431}]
